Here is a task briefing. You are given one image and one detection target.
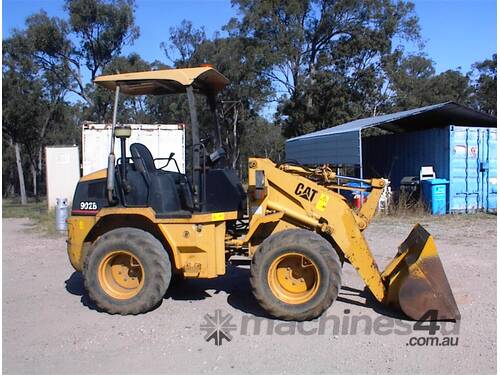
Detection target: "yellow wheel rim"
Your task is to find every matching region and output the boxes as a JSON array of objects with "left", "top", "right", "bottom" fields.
[
  {"left": 98, "top": 250, "right": 144, "bottom": 300},
  {"left": 268, "top": 252, "right": 320, "bottom": 304}
]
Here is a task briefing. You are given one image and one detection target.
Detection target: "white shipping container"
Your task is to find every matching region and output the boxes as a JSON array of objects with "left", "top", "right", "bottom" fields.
[{"left": 82, "top": 123, "right": 185, "bottom": 176}]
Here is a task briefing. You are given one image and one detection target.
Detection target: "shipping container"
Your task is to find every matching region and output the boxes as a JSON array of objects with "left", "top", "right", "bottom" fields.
[
  {"left": 448, "top": 126, "right": 497, "bottom": 212},
  {"left": 362, "top": 126, "right": 497, "bottom": 213},
  {"left": 82, "top": 123, "right": 185, "bottom": 176}
]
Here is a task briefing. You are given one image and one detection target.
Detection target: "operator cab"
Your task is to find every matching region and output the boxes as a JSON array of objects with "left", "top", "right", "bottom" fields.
[
  {"left": 86, "top": 67, "right": 246, "bottom": 219},
  {"left": 113, "top": 140, "right": 245, "bottom": 218},
  {"left": 113, "top": 140, "right": 193, "bottom": 218}
]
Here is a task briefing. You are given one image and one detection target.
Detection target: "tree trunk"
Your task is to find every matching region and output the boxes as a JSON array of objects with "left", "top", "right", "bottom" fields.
[
  {"left": 38, "top": 148, "right": 43, "bottom": 197},
  {"left": 306, "top": 64, "right": 317, "bottom": 111},
  {"left": 5, "top": 184, "right": 15, "bottom": 198},
  {"left": 232, "top": 108, "right": 239, "bottom": 169},
  {"left": 38, "top": 148, "right": 42, "bottom": 173},
  {"left": 15, "top": 143, "right": 27, "bottom": 205},
  {"left": 30, "top": 163, "right": 37, "bottom": 197}
]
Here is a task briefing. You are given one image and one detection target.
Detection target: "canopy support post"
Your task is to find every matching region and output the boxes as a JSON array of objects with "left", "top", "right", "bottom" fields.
[
  {"left": 106, "top": 85, "right": 120, "bottom": 205},
  {"left": 186, "top": 86, "right": 201, "bottom": 208}
]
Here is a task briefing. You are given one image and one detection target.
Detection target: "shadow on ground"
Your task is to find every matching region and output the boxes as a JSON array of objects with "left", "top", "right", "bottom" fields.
[
  {"left": 165, "top": 265, "right": 272, "bottom": 318},
  {"left": 65, "top": 271, "right": 100, "bottom": 312},
  {"left": 64, "top": 264, "right": 409, "bottom": 320},
  {"left": 337, "top": 285, "right": 409, "bottom": 320}
]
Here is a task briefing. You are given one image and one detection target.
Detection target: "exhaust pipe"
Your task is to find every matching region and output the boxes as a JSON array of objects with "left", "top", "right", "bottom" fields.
[
  {"left": 106, "top": 85, "right": 120, "bottom": 205},
  {"left": 107, "top": 153, "right": 117, "bottom": 204}
]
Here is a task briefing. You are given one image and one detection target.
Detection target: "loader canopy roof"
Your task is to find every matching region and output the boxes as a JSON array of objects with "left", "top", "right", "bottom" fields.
[{"left": 94, "top": 67, "right": 229, "bottom": 96}]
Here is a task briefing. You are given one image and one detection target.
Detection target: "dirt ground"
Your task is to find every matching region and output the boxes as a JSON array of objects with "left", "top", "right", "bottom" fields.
[{"left": 2, "top": 214, "right": 497, "bottom": 374}]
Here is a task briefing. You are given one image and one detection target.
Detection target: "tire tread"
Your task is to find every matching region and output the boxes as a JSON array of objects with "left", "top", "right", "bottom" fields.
[
  {"left": 250, "top": 229, "right": 341, "bottom": 321},
  {"left": 83, "top": 227, "right": 171, "bottom": 315}
]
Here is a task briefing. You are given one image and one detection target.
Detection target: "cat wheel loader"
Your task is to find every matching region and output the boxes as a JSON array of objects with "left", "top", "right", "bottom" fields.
[{"left": 66, "top": 67, "right": 460, "bottom": 321}]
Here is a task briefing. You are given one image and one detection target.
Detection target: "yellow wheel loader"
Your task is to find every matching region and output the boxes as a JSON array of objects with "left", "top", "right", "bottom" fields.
[{"left": 66, "top": 67, "right": 460, "bottom": 321}]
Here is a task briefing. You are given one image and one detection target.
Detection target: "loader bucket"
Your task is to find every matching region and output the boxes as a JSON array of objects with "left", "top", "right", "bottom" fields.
[{"left": 382, "top": 224, "right": 460, "bottom": 321}]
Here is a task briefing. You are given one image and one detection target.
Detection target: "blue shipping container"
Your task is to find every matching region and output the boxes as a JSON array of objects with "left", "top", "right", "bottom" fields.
[
  {"left": 362, "top": 126, "right": 497, "bottom": 213},
  {"left": 449, "top": 126, "right": 497, "bottom": 212}
]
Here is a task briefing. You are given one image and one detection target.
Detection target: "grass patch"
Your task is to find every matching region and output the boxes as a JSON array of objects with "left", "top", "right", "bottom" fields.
[
  {"left": 3, "top": 199, "right": 46, "bottom": 218},
  {"left": 385, "top": 191, "right": 430, "bottom": 217},
  {"left": 372, "top": 188, "right": 496, "bottom": 226},
  {"left": 2, "top": 198, "right": 62, "bottom": 236}
]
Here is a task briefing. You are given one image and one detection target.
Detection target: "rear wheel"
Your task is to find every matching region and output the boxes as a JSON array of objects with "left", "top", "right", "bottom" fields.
[
  {"left": 98, "top": 250, "right": 145, "bottom": 300},
  {"left": 84, "top": 227, "right": 171, "bottom": 315},
  {"left": 250, "top": 229, "right": 341, "bottom": 321}
]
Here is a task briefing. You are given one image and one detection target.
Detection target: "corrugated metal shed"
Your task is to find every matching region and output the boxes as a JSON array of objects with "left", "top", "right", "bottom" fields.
[
  {"left": 363, "top": 126, "right": 497, "bottom": 212},
  {"left": 285, "top": 132, "right": 361, "bottom": 165},
  {"left": 286, "top": 102, "right": 496, "bottom": 168},
  {"left": 285, "top": 102, "right": 497, "bottom": 212},
  {"left": 362, "top": 127, "right": 450, "bottom": 183},
  {"left": 287, "top": 102, "right": 496, "bottom": 140},
  {"left": 287, "top": 102, "right": 482, "bottom": 172}
]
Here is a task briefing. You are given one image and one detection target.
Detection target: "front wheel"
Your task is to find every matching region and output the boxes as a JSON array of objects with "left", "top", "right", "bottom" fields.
[
  {"left": 83, "top": 227, "right": 171, "bottom": 315},
  {"left": 250, "top": 229, "right": 342, "bottom": 321}
]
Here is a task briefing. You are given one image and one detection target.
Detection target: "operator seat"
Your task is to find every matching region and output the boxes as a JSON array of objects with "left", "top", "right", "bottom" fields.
[
  {"left": 129, "top": 143, "right": 191, "bottom": 217},
  {"left": 130, "top": 143, "right": 156, "bottom": 172}
]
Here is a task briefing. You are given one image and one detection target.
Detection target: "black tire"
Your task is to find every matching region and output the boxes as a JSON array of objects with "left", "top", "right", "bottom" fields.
[
  {"left": 83, "top": 227, "right": 171, "bottom": 315},
  {"left": 250, "top": 229, "right": 341, "bottom": 321}
]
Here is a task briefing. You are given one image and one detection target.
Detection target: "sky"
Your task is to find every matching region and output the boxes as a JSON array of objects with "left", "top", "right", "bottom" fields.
[{"left": 2, "top": 0, "right": 497, "bottom": 74}]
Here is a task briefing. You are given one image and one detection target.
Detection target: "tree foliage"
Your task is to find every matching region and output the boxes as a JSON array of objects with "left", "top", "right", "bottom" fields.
[
  {"left": 6, "top": 0, "right": 138, "bottom": 108},
  {"left": 470, "top": 54, "right": 496, "bottom": 115},
  {"left": 161, "top": 21, "right": 279, "bottom": 172},
  {"left": 161, "top": 20, "right": 206, "bottom": 67},
  {"left": 384, "top": 53, "right": 473, "bottom": 110},
  {"left": 2, "top": 0, "right": 138, "bottom": 198},
  {"left": 3, "top": 39, "right": 76, "bottom": 199},
  {"left": 228, "top": 0, "right": 421, "bottom": 137}
]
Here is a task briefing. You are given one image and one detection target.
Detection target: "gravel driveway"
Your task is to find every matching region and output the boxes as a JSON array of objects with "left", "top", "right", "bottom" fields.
[{"left": 3, "top": 214, "right": 496, "bottom": 374}]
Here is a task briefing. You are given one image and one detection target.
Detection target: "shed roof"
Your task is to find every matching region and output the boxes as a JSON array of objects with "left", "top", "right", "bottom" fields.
[{"left": 287, "top": 102, "right": 497, "bottom": 142}]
